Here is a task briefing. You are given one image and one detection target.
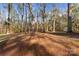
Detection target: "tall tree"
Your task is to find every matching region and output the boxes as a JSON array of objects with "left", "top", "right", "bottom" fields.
[
  {"left": 39, "top": 3, "right": 47, "bottom": 32},
  {"left": 28, "top": 3, "right": 34, "bottom": 33},
  {"left": 67, "top": 3, "right": 72, "bottom": 33},
  {"left": 51, "top": 4, "right": 60, "bottom": 32},
  {"left": 6, "top": 3, "right": 12, "bottom": 34},
  {"left": 24, "top": 4, "right": 28, "bottom": 33},
  {"left": 17, "top": 3, "right": 24, "bottom": 32},
  {"left": 70, "top": 4, "right": 79, "bottom": 32}
]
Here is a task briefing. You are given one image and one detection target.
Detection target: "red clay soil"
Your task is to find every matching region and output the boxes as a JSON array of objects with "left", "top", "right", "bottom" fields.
[{"left": 0, "top": 32, "right": 79, "bottom": 56}]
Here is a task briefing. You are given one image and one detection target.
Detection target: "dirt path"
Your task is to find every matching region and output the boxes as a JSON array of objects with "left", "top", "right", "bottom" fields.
[{"left": 0, "top": 32, "right": 79, "bottom": 56}]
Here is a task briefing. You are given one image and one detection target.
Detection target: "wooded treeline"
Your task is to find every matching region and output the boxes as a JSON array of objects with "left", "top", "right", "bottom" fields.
[{"left": 0, "top": 3, "right": 79, "bottom": 34}]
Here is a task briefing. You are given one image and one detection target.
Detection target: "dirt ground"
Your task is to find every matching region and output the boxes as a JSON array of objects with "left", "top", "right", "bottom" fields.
[{"left": 0, "top": 32, "right": 79, "bottom": 56}]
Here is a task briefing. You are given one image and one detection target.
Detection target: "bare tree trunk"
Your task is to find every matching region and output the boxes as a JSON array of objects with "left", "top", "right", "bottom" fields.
[
  {"left": 24, "top": 4, "right": 28, "bottom": 33},
  {"left": 67, "top": 3, "right": 72, "bottom": 33},
  {"left": 53, "top": 18, "right": 56, "bottom": 32},
  {"left": 42, "top": 4, "right": 46, "bottom": 32},
  {"left": 40, "top": 4, "right": 46, "bottom": 32},
  {"left": 28, "top": 3, "right": 34, "bottom": 33},
  {"left": 21, "top": 3, "right": 24, "bottom": 32},
  {"left": 7, "top": 3, "right": 12, "bottom": 34},
  {"left": 45, "top": 16, "right": 48, "bottom": 32},
  {"left": 36, "top": 11, "right": 39, "bottom": 32}
]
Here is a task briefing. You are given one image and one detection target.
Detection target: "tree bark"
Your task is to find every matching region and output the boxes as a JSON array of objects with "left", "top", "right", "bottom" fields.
[{"left": 67, "top": 3, "right": 72, "bottom": 33}]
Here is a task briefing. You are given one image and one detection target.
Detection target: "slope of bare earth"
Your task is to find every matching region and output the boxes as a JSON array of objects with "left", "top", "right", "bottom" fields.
[{"left": 0, "top": 32, "right": 79, "bottom": 56}]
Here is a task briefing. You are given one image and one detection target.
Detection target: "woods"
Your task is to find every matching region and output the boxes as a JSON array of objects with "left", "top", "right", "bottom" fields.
[
  {"left": 0, "top": 3, "right": 79, "bottom": 34},
  {"left": 0, "top": 3, "right": 79, "bottom": 56}
]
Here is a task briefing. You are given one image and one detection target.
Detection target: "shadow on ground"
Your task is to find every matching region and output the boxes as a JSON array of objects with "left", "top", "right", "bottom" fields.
[
  {"left": 0, "top": 32, "right": 79, "bottom": 56},
  {"left": 0, "top": 33, "right": 53, "bottom": 56},
  {"left": 49, "top": 32, "right": 79, "bottom": 39}
]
